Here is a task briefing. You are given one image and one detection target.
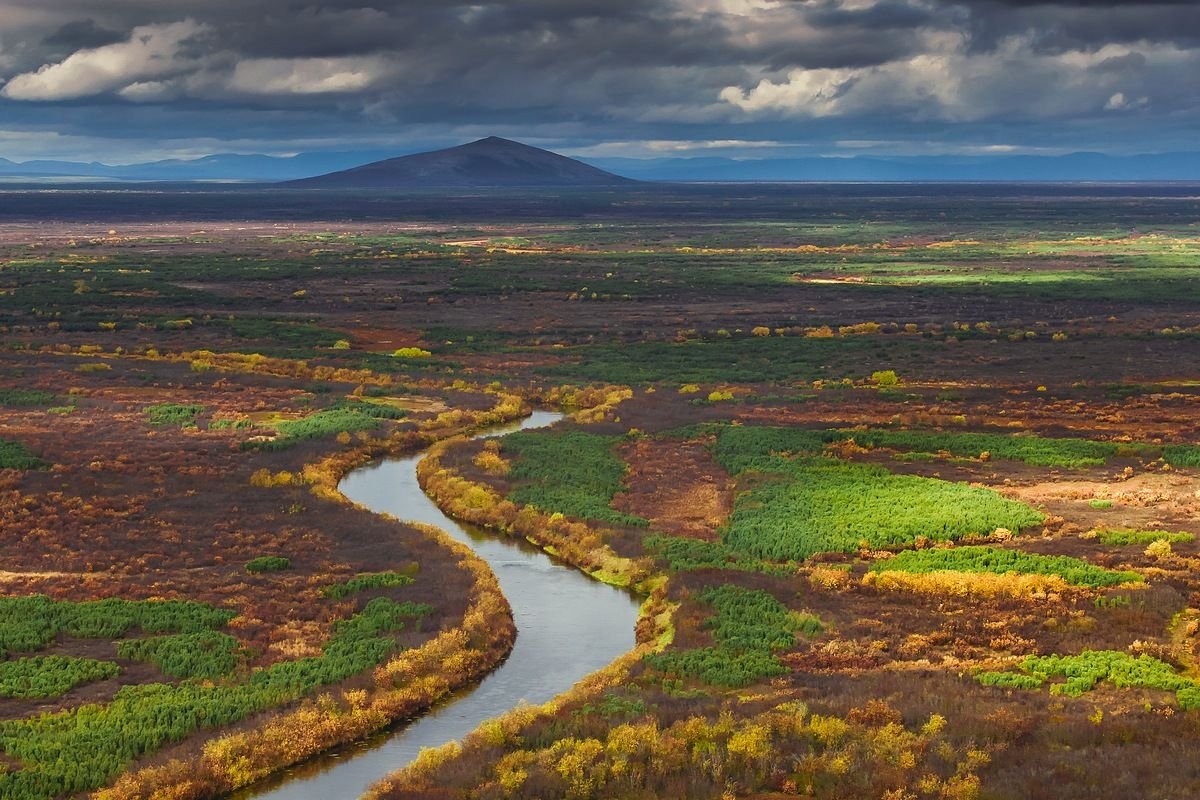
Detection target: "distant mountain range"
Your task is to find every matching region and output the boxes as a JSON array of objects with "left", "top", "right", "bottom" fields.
[
  {"left": 586, "top": 152, "right": 1200, "bottom": 182},
  {"left": 4, "top": 144, "right": 1200, "bottom": 184},
  {"left": 288, "top": 137, "right": 632, "bottom": 188}
]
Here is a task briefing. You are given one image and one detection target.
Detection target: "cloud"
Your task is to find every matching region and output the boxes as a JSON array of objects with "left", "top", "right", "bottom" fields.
[
  {"left": 719, "top": 68, "right": 858, "bottom": 116},
  {"left": 227, "top": 56, "right": 391, "bottom": 95},
  {"left": 41, "top": 19, "right": 124, "bottom": 51},
  {"left": 2, "top": 19, "right": 210, "bottom": 101},
  {"left": 0, "top": 0, "right": 1197, "bottom": 160}
]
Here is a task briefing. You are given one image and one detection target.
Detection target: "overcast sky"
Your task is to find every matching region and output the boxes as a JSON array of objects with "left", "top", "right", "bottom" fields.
[{"left": 0, "top": 0, "right": 1195, "bottom": 163}]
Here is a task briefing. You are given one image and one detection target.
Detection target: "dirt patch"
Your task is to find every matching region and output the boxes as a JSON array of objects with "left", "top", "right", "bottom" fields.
[{"left": 613, "top": 438, "right": 731, "bottom": 540}]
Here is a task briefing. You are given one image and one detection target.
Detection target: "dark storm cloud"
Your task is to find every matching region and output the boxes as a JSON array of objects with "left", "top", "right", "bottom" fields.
[{"left": 0, "top": 0, "right": 1197, "bottom": 161}]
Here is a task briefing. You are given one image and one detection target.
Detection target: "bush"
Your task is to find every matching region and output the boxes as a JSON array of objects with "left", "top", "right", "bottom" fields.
[
  {"left": 273, "top": 408, "right": 380, "bottom": 441},
  {"left": 502, "top": 430, "right": 648, "bottom": 527},
  {"left": 1094, "top": 529, "right": 1193, "bottom": 546},
  {"left": 323, "top": 571, "right": 415, "bottom": 600},
  {"left": 870, "top": 370, "right": 900, "bottom": 387},
  {"left": 0, "top": 596, "right": 235, "bottom": 658},
  {"left": 646, "top": 585, "right": 819, "bottom": 687},
  {"left": 0, "top": 389, "right": 57, "bottom": 407},
  {"left": 721, "top": 458, "right": 1043, "bottom": 561},
  {"left": 0, "top": 439, "right": 47, "bottom": 470},
  {"left": 246, "top": 556, "right": 291, "bottom": 574},
  {"left": 871, "top": 546, "right": 1141, "bottom": 588},
  {"left": 392, "top": 347, "right": 432, "bottom": 358},
  {"left": 977, "top": 650, "right": 1200, "bottom": 707},
  {"left": 0, "top": 597, "right": 430, "bottom": 798},
  {"left": 144, "top": 403, "right": 206, "bottom": 428},
  {"left": 1164, "top": 444, "right": 1200, "bottom": 468},
  {"left": 117, "top": 632, "right": 242, "bottom": 680},
  {"left": 0, "top": 656, "right": 120, "bottom": 698}
]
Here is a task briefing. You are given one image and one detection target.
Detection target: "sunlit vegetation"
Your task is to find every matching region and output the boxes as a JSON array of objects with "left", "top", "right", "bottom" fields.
[
  {"left": 643, "top": 534, "right": 788, "bottom": 574},
  {"left": 387, "top": 695, "right": 988, "bottom": 800},
  {"left": 501, "top": 429, "right": 648, "bottom": 526},
  {"left": 646, "top": 585, "right": 819, "bottom": 687},
  {"left": 143, "top": 402, "right": 205, "bottom": 427},
  {"left": 0, "top": 389, "right": 57, "bottom": 407},
  {"left": 0, "top": 438, "right": 47, "bottom": 470},
  {"left": 8, "top": 195, "right": 1200, "bottom": 799},
  {"left": 0, "top": 656, "right": 120, "bottom": 698},
  {"left": 871, "top": 546, "right": 1141, "bottom": 588},
  {"left": 713, "top": 427, "right": 1044, "bottom": 559},
  {"left": 977, "top": 650, "right": 1200, "bottom": 708},
  {"left": 1093, "top": 528, "right": 1194, "bottom": 546},
  {"left": 274, "top": 408, "right": 381, "bottom": 440},
  {"left": 0, "top": 596, "right": 235, "bottom": 657},
  {"left": 842, "top": 428, "right": 1139, "bottom": 468},
  {"left": 323, "top": 572, "right": 415, "bottom": 600},
  {"left": 245, "top": 556, "right": 291, "bottom": 573},
  {"left": 1164, "top": 444, "right": 1200, "bottom": 468},
  {"left": 246, "top": 406, "right": 386, "bottom": 450},
  {"left": 0, "top": 597, "right": 431, "bottom": 799},
  {"left": 709, "top": 422, "right": 1148, "bottom": 469},
  {"left": 117, "top": 632, "right": 243, "bottom": 680}
]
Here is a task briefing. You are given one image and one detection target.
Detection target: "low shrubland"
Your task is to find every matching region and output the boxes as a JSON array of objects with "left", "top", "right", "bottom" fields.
[
  {"left": 977, "top": 650, "right": 1200, "bottom": 708},
  {"left": 870, "top": 546, "right": 1141, "bottom": 589},
  {"left": 1092, "top": 528, "right": 1194, "bottom": 546},
  {"left": 0, "top": 597, "right": 430, "bottom": 799},
  {"left": 0, "top": 596, "right": 235, "bottom": 657},
  {"left": 501, "top": 430, "right": 648, "bottom": 527},
  {"left": 0, "top": 389, "right": 57, "bottom": 407},
  {"left": 0, "top": 656, "right": 120, "bottom": 699},
  {"left": 323, "top": 572, "right": 415, "bottom": 600},
  {"left": 708, "top": 425, "right": 1045, "bottom": 560},
  {"left": 143, "top": 403, "right": 206, "bottom": 428},
  {"left": 646, "top": 585, "right": 819, "bottom": 687},
  {"left": 245, "top": 556, "right": 291, "bottom": 573},
  {"left": 0, "top": 438, "right": 47, "bottom": 470},
  {"left": 117, "top": 632, "right": 243, "bottom": 680}
]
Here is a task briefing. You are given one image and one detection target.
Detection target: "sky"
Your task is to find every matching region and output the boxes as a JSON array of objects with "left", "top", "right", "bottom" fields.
[{"left": 0, "top": 0, "right": 1196, "bottom": 164}]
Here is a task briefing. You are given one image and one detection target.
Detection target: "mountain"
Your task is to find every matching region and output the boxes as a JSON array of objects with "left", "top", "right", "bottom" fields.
[
  {"left": 287, "top": 137, "right": 634, "bottom": 188},
  {"left": 0, "top": 151, "right": 399, "bottom": 182},
  {"left": 4, "top": 146, "right": 1200, "bottom": 184},
  {"left": 583, "top": 152, "right": 1200, "bottom": 182}
]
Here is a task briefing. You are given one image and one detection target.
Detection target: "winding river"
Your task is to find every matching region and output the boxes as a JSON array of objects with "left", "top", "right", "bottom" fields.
[{"left": 240, "top": 410, "right": 641, "bottom": 800}]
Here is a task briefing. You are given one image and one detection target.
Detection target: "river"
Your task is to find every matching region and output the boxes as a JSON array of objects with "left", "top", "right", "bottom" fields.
[{"left": 239, "top": 410, "right": 641, "bottom": 800}]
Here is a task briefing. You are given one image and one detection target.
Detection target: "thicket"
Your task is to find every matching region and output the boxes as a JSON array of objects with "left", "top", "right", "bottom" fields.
[
  {"left": 711, "top": 423, "right": 1140, "bottom": 470},
  {"left": 0, "top": 438, "right": 47, "bottom": 470},
  {"left": 331, "top": 398, "right": 409, "bottom": 420},
  {"left": 720, "top": 454, "right": 1043, "bottom": 560},
  {"left": 323, "top": 572, "right": 415, "bottom": 600},
  {"left": 0, "top": 656, "right": 120, "bottom": 699},
  {"left": 0, "top": 389, "right": 57, "bottom": 407},
  {"left": 643, "top": 534, "right": 789, "bottom": 574},
  {"left": 844, "top": 428, "right": 1133, "bottom": 468},
  {"left": 0, "top": 598, "right": 430, "bottom": 799},
  {"left": 646, "top": 585, "right": 819, "bottom": 687},
  {"left": 0, "top": 596, "right": 234, "bottom": 657},
  {"left": 502, "top": 430, "right": 648, "bottom": 527},
  {"left": 244, "top": 407, "right": 384, "bottom": 451},
  {"left": 1094, "top": 528, "right": 1194, "bottom": 546},
  {"left": 117, "top": 632, "right": 242, "bottom": 680},
  {"left": 143, "top": 403, "right": 206, "bottom": 427},
  {"left": 245, "top": 556, "right": 290, "bottom": 573},
  {"left": 977, "top": 650, "right": 1200, "bottom": 708},
  {"left": 1164, "top": 445, "right": 1200, "bottom": 468},
  {"left": 872, "top": 546, "right": 1141, "bottom": 588}
]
